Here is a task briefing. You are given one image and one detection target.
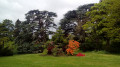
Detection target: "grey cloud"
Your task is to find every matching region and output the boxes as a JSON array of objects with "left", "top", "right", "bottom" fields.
[{"left": 0, "top": 0, "right": 99, "bottom": 24}]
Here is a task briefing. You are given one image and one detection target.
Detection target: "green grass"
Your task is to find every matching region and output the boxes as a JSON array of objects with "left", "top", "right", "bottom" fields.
[{"left": 0, "top": 52, "right": 120, "bottom": 67}]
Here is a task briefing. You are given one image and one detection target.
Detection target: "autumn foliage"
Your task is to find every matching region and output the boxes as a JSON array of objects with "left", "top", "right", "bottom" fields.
[{"left": 66, "top": 40, "right": 80, "bottom": 55}]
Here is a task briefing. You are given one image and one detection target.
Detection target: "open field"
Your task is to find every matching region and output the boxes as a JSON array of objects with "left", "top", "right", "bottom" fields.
[{"left": 0, "top": 52, "right": 120, "bottom": 67}]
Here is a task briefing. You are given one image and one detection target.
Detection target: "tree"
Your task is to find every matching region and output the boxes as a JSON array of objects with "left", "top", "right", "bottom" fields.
[
  {"left": 60, "top": 18, "right": 76, "bottom": 36},
  {"left": 75, "top": 4, "right": 94, "bottom": 42},
  {"left": 14, "top": 19, "right": 21, "bottom": 37},
  {"left": 60, "top": 4, "right": 94, "bottom": 42},
  {"left": 83, "top": 0, "right": 120, "bottom": 51},
  {"left": 25, "top": 10, "right": 57, "bottom": 42},
  {"left": 0, "top": 19, "right": 14, "bottom": 45},
  {"left": 14, "top": 10, "right": 57, "bottom": 53},
  {"left": 52, "top": 27, "right": 68, "bottom": 47},
  {"left": 0, "top": 19, "right": 15, "bottom": 56}
]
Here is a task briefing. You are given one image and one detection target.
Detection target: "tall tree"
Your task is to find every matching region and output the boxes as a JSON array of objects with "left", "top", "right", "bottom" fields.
[
  {"left": 83, "top": 0, "right": 120, "bottom": 50},
  {"left": 14, "top": 10, "right": 57, "bottom": 53},
  {"left": 60, "top": 4, "right": 94, "bottom": 42},
  {"left": 25, "top": 10, "right": 57, "bottom": 42},
  {"left": 0, "top": 19, "right": 14, "bottom": 45}
]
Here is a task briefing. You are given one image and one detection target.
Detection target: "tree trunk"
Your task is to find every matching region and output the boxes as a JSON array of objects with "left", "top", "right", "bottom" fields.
[{"left": 106, "top": 38, "right": 110, "bottom": 50}]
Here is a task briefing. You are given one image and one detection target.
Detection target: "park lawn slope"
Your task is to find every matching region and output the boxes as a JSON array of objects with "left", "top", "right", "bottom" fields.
[{"left": 0, "top": 52, "right": 120, "bottom": 67}]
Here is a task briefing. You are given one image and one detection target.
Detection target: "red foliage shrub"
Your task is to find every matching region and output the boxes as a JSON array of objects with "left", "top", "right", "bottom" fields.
[
  {"left": 76, "top": 53, "right": 85, "bottom": 56},
  {"left": 47, "top": 41, "right": 54, "bottom": 54},
  {"left": 66, "top": 40, "right": 80, "bottom": 55}
]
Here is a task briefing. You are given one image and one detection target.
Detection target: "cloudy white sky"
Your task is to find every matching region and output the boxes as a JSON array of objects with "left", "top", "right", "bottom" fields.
[{"left": 0, "top": 0, "right": 99, "bottom": 24}]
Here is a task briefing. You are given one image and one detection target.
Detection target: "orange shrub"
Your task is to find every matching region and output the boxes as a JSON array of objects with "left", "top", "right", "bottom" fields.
[{"left": 66, "top": 40, "right": 80, "bottom": 55}]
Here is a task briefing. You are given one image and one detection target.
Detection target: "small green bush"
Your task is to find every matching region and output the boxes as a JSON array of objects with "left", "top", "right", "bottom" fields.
[
  {"left": 51, "top": 45, "right": 64, "bottom": 56},
  {"left": 42, "top": 49, "right": 48, "bottom": 55},
  {"left": 51, "top": 46, "right": 58, "bottom": 56}
]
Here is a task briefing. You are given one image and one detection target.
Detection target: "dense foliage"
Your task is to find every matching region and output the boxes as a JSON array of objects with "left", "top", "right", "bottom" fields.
[
  {"left": 0, "top": 0, "right": 120, "bottom": 56},
  {"left": 0, "top": 19, "right": 16, "bottom": 56},
  {"left": 14, "top": 10, "right": 57, "bottom": 54},
  {"left": 83, "top": 0, "right": 120, "bottom": 53},
  {"left": 60, "top": 0, "right": 120, "bottom": 53}
]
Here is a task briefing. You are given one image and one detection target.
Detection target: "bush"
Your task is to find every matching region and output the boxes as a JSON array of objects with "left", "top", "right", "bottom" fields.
[
  {"left": 80, "top": 42, "right": 96, "bottom": 52},
  {"left": 4, "top": 41, "right": 18, "bottom": 54},
  {"left": 17, "top": 42, "right": 44, "bottom": 54},
  {"left": 0, "top": 45, "right": 13, "bottom": 56},
  {"left": 52, "top": 45, "right": 64, "bottom": 56},
  {"left": 44, "top": 41, "right": 54, "bottom": 54},
  {"left": 42, "top": 49, "right": 48, "bottom": 55},
  {"left": 66, "top": 40, "right": 80, "bottom": 55},
  {"left": 0, "top": 41, "right": 18, "bottom": 56},
  {"left": 51, "top": 46, "right": 58, "bottom": 56},
  {"left": 12, "top": 45, "right": 18, "bottom": 54},
  {"left": 32, "top": 43, "right": 44, "bottom": 53},
  {"left": 106, "top": 42, "right": 120, "bottom": 53},
  {"left": 80, "top": 38, "right": 103, "bottom": 52},
  {"left": 17, "top": 42, "right": 31, "bottom": 54}
]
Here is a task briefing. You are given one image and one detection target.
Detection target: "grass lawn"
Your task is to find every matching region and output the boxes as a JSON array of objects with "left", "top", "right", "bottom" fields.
[{"left": 0, "top": 52, "right": 120, "bottom": 67}]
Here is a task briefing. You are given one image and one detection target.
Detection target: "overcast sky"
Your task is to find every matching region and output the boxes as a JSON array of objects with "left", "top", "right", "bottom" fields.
[{"left": 0, "top": 0, "right": 99, "bottom": 24}]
